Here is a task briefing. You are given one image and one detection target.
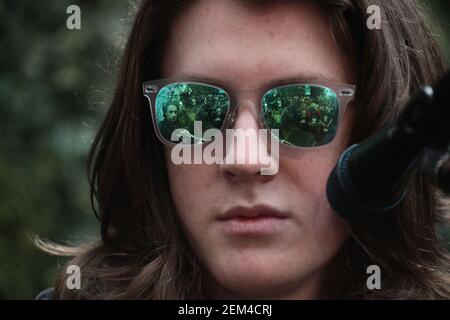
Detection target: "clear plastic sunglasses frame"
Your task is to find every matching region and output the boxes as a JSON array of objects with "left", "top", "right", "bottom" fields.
[{"left": 143, "top": 77, "right": 355, "bottom": 151}]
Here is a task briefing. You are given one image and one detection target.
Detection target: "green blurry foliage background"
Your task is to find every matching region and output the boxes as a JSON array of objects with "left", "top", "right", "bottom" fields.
[{"left": 0, "top": 0, "right": 449, "bottom": 299}]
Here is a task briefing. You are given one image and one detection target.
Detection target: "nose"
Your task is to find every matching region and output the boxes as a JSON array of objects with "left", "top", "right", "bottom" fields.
[{"left": 220, "top": 99, "right": 278, "bottom": 183}]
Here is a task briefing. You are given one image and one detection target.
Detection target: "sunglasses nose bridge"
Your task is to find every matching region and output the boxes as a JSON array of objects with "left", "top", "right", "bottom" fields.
[
  {"left": 226, "top": 86, "right": 263, "bottom": 124},
  {"left": 227, "top": 97, "right": 264, "bottom": 130}
]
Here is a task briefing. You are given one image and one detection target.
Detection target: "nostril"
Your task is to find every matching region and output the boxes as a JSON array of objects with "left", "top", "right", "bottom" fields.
[
  {"left": 224, "top": 170, "right": 236, "bottom": 179},
  {"left": 222, "top": 164, "right": 274, "bottom": 184}
]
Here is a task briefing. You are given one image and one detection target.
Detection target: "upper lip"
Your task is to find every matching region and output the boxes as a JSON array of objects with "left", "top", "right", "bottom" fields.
[{"left": 218, "top": 204, "right": 289, "bottom": 221}]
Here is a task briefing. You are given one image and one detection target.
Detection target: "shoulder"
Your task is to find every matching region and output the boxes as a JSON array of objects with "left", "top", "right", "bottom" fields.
[{"left": 36, "top": 288, "right": 55, "bottom": 300}]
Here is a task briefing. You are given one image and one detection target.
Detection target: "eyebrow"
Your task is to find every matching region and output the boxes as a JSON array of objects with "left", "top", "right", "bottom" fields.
[{"left": 177, "top": 72, "right": 343, "bottom": 86}]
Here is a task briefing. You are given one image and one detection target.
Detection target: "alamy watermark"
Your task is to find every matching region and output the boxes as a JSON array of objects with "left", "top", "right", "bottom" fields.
[
  {"left": 168, "top": 122, "right": 280, "bottom": 175},
  {"left": 366, "top": 265, "right": 381, "bottom": 290},
  {"left": 66, "top": 5, "right": 81, "bottom": 30},
  {"left": 367, "top": 5, "right": 381, "bottom": 30},
  {"left": 66, "top": 265, "right": 81, "bottom": 290}
]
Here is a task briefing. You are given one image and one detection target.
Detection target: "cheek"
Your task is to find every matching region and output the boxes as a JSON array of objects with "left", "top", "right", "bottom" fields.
[
  {"left": 283, "top": 145, "right": 340, "bottom": 200},
  {"left": 167, "top": 164, "right": 208, "bottom": 212},
  {"left": 164, "top": 147, "right": 217, "bottom": 237},
  {"left": 281, "top": 145, "right": 349, "bottom": 249}
]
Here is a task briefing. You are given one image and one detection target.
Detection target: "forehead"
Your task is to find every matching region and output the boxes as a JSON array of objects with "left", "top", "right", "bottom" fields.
[{"left": 161, "top": 0, "right": 354, "bottom": 88}]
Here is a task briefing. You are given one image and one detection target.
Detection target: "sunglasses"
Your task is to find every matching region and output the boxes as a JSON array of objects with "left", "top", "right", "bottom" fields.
[{"left": 143, "top": 77, "right": 355, "bottom": 149}]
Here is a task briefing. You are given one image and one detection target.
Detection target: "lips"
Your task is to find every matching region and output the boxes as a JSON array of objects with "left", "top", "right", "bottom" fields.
[
  {"left": 218, "top": 204, "right": 289, "bottom": 221},
  {"left": 218, "top": 204, "right": 289, "bottom": 235}
]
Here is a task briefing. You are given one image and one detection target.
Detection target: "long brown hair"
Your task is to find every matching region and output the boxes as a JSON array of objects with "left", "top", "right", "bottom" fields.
[{"left": 41, "top": 0, "right": 450, "bottom": 299}]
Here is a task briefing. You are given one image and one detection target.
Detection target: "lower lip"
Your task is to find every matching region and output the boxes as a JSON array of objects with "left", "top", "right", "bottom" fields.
[{"left": 218, "top": 216, "right": 288, "bottom": 235}]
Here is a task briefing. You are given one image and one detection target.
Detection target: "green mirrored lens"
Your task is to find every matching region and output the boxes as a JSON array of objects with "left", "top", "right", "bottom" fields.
[
  {"left": 155, "top": 83, "right": 229, "bottom": 143},
  {"left": 262, "top": 84, "right": 339, "bottom": 147}
]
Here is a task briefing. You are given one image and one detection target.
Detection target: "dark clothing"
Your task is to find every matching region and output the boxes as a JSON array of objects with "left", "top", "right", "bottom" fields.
[
  {"left": 36, "top": 287, "right": 55, "bottom": 300},
  {"left": 159, "top": 119, "right": 178, "bottom": 141}
]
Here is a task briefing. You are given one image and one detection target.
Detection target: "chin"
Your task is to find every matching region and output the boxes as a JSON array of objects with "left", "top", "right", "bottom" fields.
[
  {"left": 210, "top": 259, "right": 307, "bottom": 296},
  {"left": 214, "top": 272, "right": 306, "bottom": 299}
]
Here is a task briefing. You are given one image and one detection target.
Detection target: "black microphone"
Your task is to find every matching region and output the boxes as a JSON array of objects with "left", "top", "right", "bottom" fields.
[{"left": 326, "top": 71, "right": 450, "bottom": 223}]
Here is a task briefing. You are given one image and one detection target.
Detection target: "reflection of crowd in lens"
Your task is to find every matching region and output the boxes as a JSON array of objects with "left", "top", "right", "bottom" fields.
[
  {"left": 158, "top": 89, "right": 228, "bottom": 141},
  {"left": 158, "top": 84, "right": 337, "bottom": 146},
  {"left": 194, "top": 94, "right": 228, "bottom": 130},
  {"left": 264, "top": 89, "right": 337, "bottom": 147}
]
